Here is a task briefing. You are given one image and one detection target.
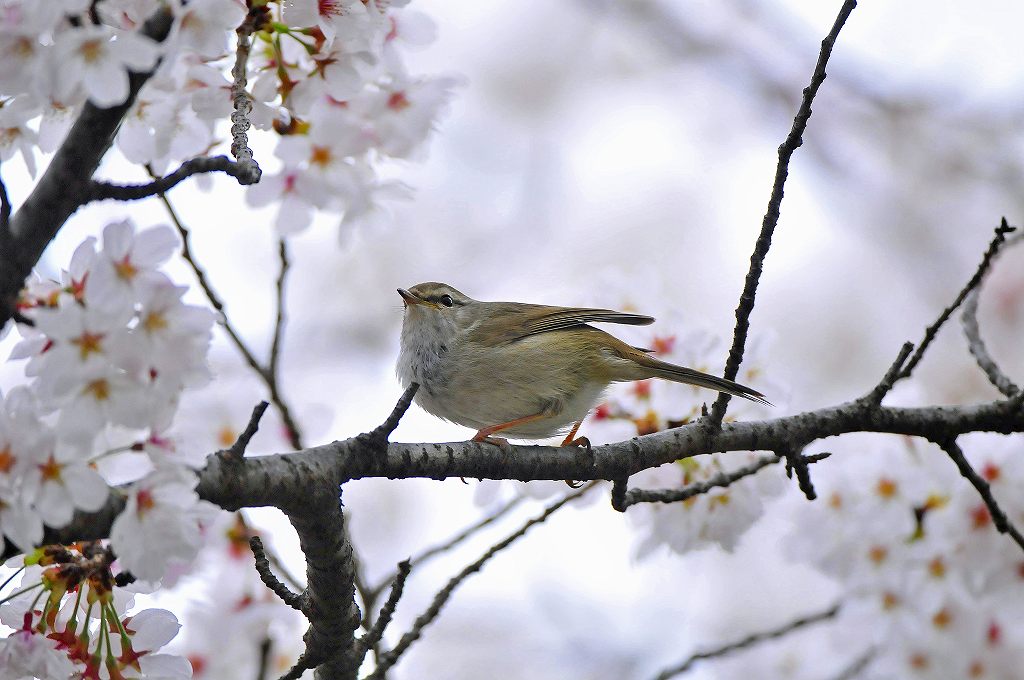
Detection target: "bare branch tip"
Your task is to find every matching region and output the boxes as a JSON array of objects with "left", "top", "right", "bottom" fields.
[{"left": 223, "top": 400, "right": 270, "bottom": 460}]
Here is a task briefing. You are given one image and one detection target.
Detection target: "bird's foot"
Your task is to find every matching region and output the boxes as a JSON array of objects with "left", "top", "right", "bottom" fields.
[
  {"left": 560, "top": 436, "right": 592, "bottom": 487},
  {"left": 472, "top": 433, "right": 513, "bottom": 453}
]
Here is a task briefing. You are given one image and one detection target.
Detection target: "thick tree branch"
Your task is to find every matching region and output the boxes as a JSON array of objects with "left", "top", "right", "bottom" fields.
[
  {"left": 0, "top": 8, "right": 174, "bottom": 328},
  {"left": 285, "top": 491, "right": 363, "bottom": 680},
  {"left": 652, "top": 603, "right": 840, "bottom": 680},
  {"left": 368, "top": 483, "right": 597, "bottom": 678},
  {"left": 709, "top": 0, "right": 858, "bottom": 426},
  {"left": 8, "top": 391, "right": 1024, "bottom": 565}
]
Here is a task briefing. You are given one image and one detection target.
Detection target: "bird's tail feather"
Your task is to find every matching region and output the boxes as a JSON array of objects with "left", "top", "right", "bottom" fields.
[{"left": 631, "top": 354, "right": 772, "bottom": 406}]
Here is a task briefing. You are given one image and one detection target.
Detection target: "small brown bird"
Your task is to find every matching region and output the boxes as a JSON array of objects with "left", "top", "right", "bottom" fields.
[{"left": 396, "top": 282, "right": 769, "bottom": 448}]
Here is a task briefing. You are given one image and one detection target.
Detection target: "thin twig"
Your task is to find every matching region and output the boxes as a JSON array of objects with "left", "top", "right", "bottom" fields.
[
  {"left": 368, "top": 494, "right": 527, "bottom": 597},
  {"left": 896, "top": 218, "right": 1016, "bottom": 382},
  {"left": 256, "top": 637, "right": 273, "bottom": 680},
  {"left": 708, "top": 0, "right": 858, "bottom": 427},
  {"left": 360, "top": 383, "right": 420, "bottom": 455},
  {"left": 613, "top": 453, "right": 830, "bottom": 511},
  {"left": 223, "top": 401, "right": 270, "bottom": 460},
  {"left": 250, "top": 536, "right": 305, "bottom": 611},
  {"left": 357, "top": 560, "right": 412, "bottom": 665},
  {"left": 368, "top": 483, "right": 597, "bottom": 678},
  {"left": 149, "top": 169, "right": 306, "bottom": 449},
  {"left": 960, "top": 231, "right": 1024, "bottom": 398},
  {"left": 830, "top": 648, "right": 875, "bottom": 680},
  {"left": 935, "top": 438, "right": 1024, "bottom": 553},
  {"left": 269, "top": 239, "right": 289, "bottom": 384},
  {"left": 0, "top": 163, "right": 11, "bottom": 233},
  {"left": 652, "top": 603, "right": 841, "bottom": 680},
  {"left": 780, "top": 446, "right": 817, "bottom": 501},
  {"left": 865, "top": 342, "right": 914, "bottom": 405}
]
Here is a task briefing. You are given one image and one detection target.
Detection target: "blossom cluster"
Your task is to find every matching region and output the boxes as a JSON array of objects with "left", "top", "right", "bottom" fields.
[
  {"left": 1, "top": 218, "right": 218, "bottom": 676},
  {"left": 0, "top": 543, "right": 189, "bottom": 680},
  {"left": 781, "top": 435, "right": 1024, "bottom": 679},
  {"left": 0, "top": 0, "right": 454, "bottom": 240}
]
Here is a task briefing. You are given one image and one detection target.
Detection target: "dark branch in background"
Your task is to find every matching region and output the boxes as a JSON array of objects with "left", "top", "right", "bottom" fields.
[
  {"left": 0, "top": 163, "right": 11, "bottom": 233},
  {"left": 934, "top": 438, "right": 1024, "bottom": 551},
  {"left": 366, "top": 494, "right": 527, "bottom": 600},
  {"left": 651, "top": 603, "right": 840, "bottom": 680},
  {"left": 152, "top": 176, "right": 306, "bottom": 449},
  {"left": 895, "top": 218, "right": 1016, "bottom": 382},
  {"left": 270, "top": 240, "right": 290, "bottom": 383},
  {"left": 356, "top": 560, "right": 412, "bottom": 666},
  {"left": 0, "top": 8, "right": 174, "bottom": 328},
  {"left": 832, "top": 649, "right": 875, "bottom": 680},
  {"left": 612, "top": 453, "right": 828, "bottom": 512},
  {"left": 709, "top": 0, "right": 859, "bottom": 427},
  {"left": 961, "top": 232, "right": 1024, "bottom": 398},
  {"left": 367, "top": 483, "right": 597, "bottom": 678},
  {"left": 256, "top": 638, "right": 273, "bottom": 680},
  {"left": 250, "top": 536, "right": 305, "bottom": 611}
]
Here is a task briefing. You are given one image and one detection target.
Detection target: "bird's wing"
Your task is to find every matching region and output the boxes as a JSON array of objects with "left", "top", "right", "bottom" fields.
[{"left": 468, "top": 302, "right": 654, "bottom": 344}]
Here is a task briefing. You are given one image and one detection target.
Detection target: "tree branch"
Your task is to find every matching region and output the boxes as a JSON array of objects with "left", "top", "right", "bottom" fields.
[
  {"left": 89, "top": 156, "right": 258, "bottom": 201},
  {"left": 223, "top": 401, "right": 270, "bottom": 461},
  {"left": 229, "top": 6, "right": 262, "bottom": 181},
  {"left": 269, "top": 239, "right": 289, "bottom": 385},
  {"left": 153, "top": 180, "right": 306, "bottom": 449},
  {"left": 367, "top": 483, "right": 597, "bottom": 678},
  {"left": 709, "top": 0, "right": 859, "bottom": 426},
  {"left": 934, "top": 438, "right": 1024, "bottom": 552},
  {"left": 652, "top": 603, "right": 840, "bottom": 680},
  {"left": 612, "top": 452, "right": 830, "bottom": 512},
  {"left": 896, "top": 218, "right": 1016, "bottom": 382},
  {"left": 8, "top": 390, "right": 1024, "bottom": 564},
  {"left": 367, "top": 494, "right": 527, "bottom": 598},
  {"left": 960, "top": 231, "right": 1024, "bottom": 398},
  {"left": 250, "top": 536, "right": 305, "bottom": 611},
  {"left": 356, "top": 559, "right": 411, "bottom": 666},
  {"left": 286, "top": 492, "right": 363, "bottom": 680}
]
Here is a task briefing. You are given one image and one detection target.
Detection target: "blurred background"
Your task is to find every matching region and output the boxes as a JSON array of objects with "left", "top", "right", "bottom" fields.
[{"left": 5, "top": 0, "right": 1024, "bottom": 677}]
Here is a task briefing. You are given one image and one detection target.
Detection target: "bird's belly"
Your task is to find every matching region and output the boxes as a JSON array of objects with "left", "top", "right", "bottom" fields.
[{"left": 407, "top": 338, "right": 608, "bottom": 439}]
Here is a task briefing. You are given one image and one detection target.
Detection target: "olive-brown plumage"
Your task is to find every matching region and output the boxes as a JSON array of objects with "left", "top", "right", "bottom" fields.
[{"left": 396, "top": 283, "right": 769, "bottom": 444}]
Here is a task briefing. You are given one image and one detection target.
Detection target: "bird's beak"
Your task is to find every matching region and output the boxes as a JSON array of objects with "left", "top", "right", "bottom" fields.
[{"left": 397, "top": 288, "right": 424, "bottom": 306}]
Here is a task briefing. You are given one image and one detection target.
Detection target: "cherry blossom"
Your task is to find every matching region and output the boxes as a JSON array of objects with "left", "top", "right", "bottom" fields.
[{"left": 49, "top": 24, "right": 160, "bottom": 108}]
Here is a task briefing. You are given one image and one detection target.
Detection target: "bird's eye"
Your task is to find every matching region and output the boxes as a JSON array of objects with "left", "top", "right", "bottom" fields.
[{"left": 439, "top": 294, "right": 454, "bottom": 308}]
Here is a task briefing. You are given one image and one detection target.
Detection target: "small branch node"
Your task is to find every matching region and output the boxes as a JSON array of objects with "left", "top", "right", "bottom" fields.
[{"left": 222, "top": 401, "right": 270, "bottom": 461}]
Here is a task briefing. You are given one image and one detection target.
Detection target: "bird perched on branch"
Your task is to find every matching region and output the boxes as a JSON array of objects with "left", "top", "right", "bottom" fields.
[{"left": 397, "top": 282, "right": 769, "bottom": 449}]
